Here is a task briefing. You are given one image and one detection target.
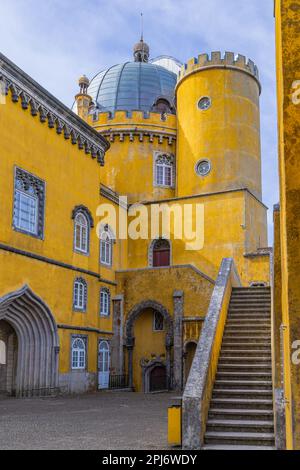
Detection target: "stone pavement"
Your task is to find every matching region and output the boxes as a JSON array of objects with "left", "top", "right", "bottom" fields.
[{"left": 0, "top": 391, "right": 177, "bottom": 450}]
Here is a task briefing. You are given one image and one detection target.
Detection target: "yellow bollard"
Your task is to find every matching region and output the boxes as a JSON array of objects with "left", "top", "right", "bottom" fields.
[{"left": 168, "top": 405, "right": 182, "bottom": 446}]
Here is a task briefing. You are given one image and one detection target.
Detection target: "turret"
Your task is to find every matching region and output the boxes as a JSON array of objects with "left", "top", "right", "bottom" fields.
[
  {"left": 75, "top": 75, "right": 92, "bottom": 121},
  {"left": 176, "top": 51, "right": 262, "bottom": 199}
]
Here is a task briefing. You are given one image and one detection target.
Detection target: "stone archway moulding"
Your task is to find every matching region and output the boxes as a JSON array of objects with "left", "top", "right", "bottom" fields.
[
  {"left": 0, "top": 285, "right": 59, "bottom": 397},
  {"left": 124, "top": 300, "right": 173, "bottom": 390}
]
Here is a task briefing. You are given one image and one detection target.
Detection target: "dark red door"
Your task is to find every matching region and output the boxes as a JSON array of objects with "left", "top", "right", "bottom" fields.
[
  {"left": 150, "top": 366, "right": 167, "bottom": 392},
  {"left": 153, "top": 249, "right": 170, "bottom": 267}
]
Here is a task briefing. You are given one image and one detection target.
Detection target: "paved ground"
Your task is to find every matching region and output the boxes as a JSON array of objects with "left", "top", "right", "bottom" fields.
[{"left": 0, "top": 391, "right": 177, "bottom": 450}]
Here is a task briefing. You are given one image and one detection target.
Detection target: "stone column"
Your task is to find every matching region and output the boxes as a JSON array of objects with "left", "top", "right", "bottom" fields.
[
  {"left": 126, "top": 337, "right": 135, "bottom": 390},
  {"left": 173, "top": 290, "right": 184, "bottom": 391},
  {"left": 110, "top": 295, "right": 124, "bottom": 375}
]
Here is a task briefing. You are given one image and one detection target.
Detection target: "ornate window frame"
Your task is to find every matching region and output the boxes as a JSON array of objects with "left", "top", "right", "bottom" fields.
[
  {"left": 72, "top": 205, "right": 94, "bottom": 255},
  {"left": 71, "top": 335, "right": 87, "bottom": 370},
  {"left": 148, "top": 237, "right": 172, "bottom": 267},
  {"left": 12, "top": 167, "right": 45, "bottom": 239},
  {"left": 73, "top": 277, "right": 87, "bottom": 312},
  {"left": 99, "top": 224, "right": 115, "bottom": 267},
  {"left": 153, "top": 152, "right": 175, "bottom": 189},
  {"left": 100, "top": 287, "right": 111, "bottom": 317}
]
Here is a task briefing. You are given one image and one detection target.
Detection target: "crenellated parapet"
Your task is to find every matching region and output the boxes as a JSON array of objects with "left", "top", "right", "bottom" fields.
[
  {"left": 90, "top": 109, "right": 177, "bottom": 146},
  {"left": 177, "top": 51, "right": 260, "bottom": 92}
]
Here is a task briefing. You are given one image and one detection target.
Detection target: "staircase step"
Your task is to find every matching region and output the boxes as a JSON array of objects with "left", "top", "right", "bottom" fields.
[
  {"left": 222, "top": 336, "right": 271, "bottom": 343},
  {"left": 217, "top": 371, "right": 272, "bottom": 381},
  {"left": 226, "top": 319, "right": 270, "bottom": 324},
  {"left": 222, "top": 342, "right": 271, "bottom": 349},
  {"left": 210, "top": 398, "right": 273, "bottom": 410},
  {"left": 208, "top": 408, "right": 274, "bottom": 421},
  {"left": 214, "top": 380, "right": 272, "bottom": 390},
  {"left": 220, "top": 350, "right": 271, "bottom": 357},
  {"left": 204, "top": 431, "right": 274, "bottom": 446},
  {"left": 212, "top": 389, "right": 273, "bottom": 399},
  {"left": 224, "top": 330, "right": 271, "bottom": 337},
  {"left": 228, "top": 314, "right": 271, "bottom": 319},
  {"left": 219, "top": 356, "right": 271, "bottom": 363},
  {"left": 203, "top": 288, "right": 274, "bottom": 448},
  {"left": 218, "top": 364, "right": 272, "bottom": 373},
  {"left": 206, "top": 419, "right": 274, "bottom": 433}
]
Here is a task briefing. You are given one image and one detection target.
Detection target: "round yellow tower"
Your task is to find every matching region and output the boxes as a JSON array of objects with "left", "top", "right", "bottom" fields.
[{"left": 176, "top": 51, "right": 262, "bottom": 199}]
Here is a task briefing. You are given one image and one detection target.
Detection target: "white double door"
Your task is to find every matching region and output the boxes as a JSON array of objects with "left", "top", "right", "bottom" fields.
[{"left": 98, "top": 340, "right": 110, "bottom": 389}]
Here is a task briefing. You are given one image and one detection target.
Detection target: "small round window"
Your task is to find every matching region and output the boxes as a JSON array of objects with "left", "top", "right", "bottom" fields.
[
  {"left": 198, "top": 96, "right": 211, "bottom": 111},
  {"left": 196, "top": 159, "right": 211, "bottom": 176}
]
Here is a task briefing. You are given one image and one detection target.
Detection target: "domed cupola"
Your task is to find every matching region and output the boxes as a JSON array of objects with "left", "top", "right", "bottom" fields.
[{"left": 85, "top": 39, "right": 178, "bottom": 115}]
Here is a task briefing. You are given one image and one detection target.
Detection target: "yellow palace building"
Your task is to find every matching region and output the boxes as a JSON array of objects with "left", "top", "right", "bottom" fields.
[
  {"left": 0, "top": 35, "right": 271, "bottom": 408},
  {"left": 1, "top": 1, "right": 299, "bottom": 451}
]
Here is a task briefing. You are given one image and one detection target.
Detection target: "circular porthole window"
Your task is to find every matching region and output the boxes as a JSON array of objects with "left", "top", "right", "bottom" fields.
[
  {"left": 195, "top": 159, "right": 211, "bottom": 176},
  {"left": 198, "top": 96, "right": 211, "bottom": 111}
]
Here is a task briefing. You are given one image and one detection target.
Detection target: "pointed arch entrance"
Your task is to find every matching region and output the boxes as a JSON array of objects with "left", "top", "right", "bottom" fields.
[{"left": 0, "top": 286, "right": 59, "bottom": 397}]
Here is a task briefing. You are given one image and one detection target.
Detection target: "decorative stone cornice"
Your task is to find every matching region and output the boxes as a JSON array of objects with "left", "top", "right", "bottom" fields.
[
  {"left": 98, "top": 128, "right": 176, "bottom": 146},
  {"left": 100, "top": 184, "right": 128, "bottom": 210},
  {"left": 244, "top": 247, "right": 273, "bottom": 258},
  {"left": 0, "top": 53, "right": 109, "bottom": 165}
]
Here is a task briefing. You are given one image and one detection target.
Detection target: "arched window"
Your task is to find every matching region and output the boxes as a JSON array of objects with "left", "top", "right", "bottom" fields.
[
  {"left": 152, "top": 238, "right": 171, "bottom": 267},
  {"left": 154, "top": 153, "right": 174, "bottom": 188},
  {"left": 100, "top": 288, "right": 110, "bottom": 316},
  {"left": 71, "top": 337, "right": 86, "bottom": 370},
  {"left": 153, "top": 311, "right": 164, "bottom": 331},
  {"left": 73, "top": 278, "right": 87, "bottom": 311},
  {"left": 0, "top": 340, "right": 6, "bottom": 365},
  {"left": 74, "top": 213, "right": 89, "bottom": 254},
  {"left": 100, "top": 231, "right": 112, "bottom": 266}
]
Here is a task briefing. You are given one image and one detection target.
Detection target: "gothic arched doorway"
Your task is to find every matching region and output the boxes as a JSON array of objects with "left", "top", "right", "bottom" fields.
[
  {"left": 0, "top": 320, "right": 18, "bottom": 396},
  {"left": 0, "top": 286, "right": 59, "bottom": 397}
]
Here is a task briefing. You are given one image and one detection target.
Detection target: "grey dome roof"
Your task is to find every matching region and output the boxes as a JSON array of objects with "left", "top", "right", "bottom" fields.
[{"left": 87, "top": 62, "right": 177, "bottom": 114}]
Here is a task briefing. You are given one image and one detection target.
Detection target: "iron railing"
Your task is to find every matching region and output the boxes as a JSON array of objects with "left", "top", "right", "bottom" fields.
[{"left": 108, "top": 374, "right": 129, "bottom": 389}]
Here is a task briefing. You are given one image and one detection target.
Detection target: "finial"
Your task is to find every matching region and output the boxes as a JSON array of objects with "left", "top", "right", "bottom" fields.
[
  {"left": 140, "top": 12, "right": 143, "bottom": 41},
  {"left": 133, "top": 14, "right": 149, "bottom": 63}
]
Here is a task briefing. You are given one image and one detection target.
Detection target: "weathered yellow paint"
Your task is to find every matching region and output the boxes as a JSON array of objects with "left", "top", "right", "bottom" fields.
[
  {"left": 0, "top": 90, "right": 114, "bottom": 381},
  {"left": 176, "top": 64, "right": 262, "bottom": 200},
  {"left": 168, "top": 406, "right": 182, "bottom": 446},
  {"left": 274, "top": 0, "right": 300, "bottom": 450},
  {"left": 91, "top": 111, "right": 176, "bottom": 203}
]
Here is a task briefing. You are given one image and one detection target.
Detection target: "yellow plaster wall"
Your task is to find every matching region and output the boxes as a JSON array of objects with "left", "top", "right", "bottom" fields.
[
  {"left": 275, "top": 0, "right": 300, "bottom": 449},
  {"left": 133, "top": 308, "right": 166, "bottom": 391},
  {"left": 176, "top": 66, "right": 262, "bottom": 199},
  {"left": 126, "top": 190, "right": 269, "bottom": 285},
  {"left": 91, "top": 111, "right": 177, "bottom": 203},
  {"left": 0, "top": 91, "right": 114, "bottom": 376}
]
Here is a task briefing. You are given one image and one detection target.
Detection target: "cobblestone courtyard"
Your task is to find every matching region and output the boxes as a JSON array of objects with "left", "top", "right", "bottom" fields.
[{"left": 0, "top": 392, "right": 176, "bottom": 450}]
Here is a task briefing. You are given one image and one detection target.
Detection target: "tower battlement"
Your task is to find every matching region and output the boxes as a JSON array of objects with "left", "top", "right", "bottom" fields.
[
  {"left": 178, "top": 51, "right": 260, "bottom": 87},
  {"left": 90, "top": 110, "right": 177, "bottom": 128}
]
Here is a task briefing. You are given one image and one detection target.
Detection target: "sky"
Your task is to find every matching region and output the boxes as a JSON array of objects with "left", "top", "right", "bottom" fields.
[{"left": 0, "top": 0, "right": 278, "bottom": 243}]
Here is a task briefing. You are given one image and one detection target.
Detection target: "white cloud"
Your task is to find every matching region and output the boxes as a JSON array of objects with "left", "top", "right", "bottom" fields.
[{"left": 0, "top": 0, "right": 278, "bottom": 242}]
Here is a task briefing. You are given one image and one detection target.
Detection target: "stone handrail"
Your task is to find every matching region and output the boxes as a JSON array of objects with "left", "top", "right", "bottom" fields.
[{"left": 182, "top": 258, "right": 241, "bottom": 449}]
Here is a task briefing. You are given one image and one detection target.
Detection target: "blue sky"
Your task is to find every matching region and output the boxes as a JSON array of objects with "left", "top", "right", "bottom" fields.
[{"left": 0, "top": 0, "right": 278, "bottom": 243}]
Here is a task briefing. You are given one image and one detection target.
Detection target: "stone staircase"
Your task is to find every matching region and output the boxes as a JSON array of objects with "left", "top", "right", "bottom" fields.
[{"left": 203, "top": 287, "right": 275, "bottom": 450}]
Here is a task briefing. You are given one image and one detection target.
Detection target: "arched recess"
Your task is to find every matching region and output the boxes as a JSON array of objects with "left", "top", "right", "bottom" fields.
[
  {"left": 0, "top": 285, "right": 59, "bottom": 397},
  {"left": 148, "top": 238, "right": 172, "bottom": 267},
  {"left": 125, "top": 300, "right": 173, "bottom": 391}
]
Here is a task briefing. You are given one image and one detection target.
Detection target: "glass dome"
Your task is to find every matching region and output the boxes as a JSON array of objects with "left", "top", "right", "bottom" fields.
[{"left": 87, "top": 62, "right": 177, "bottom": 114}]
